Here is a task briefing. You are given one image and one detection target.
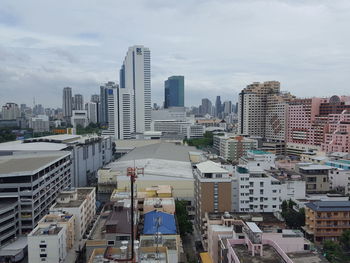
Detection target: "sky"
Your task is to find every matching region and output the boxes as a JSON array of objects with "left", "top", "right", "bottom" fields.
[{"left": 1, "top": 0, "right": 350, "bottom": 108}]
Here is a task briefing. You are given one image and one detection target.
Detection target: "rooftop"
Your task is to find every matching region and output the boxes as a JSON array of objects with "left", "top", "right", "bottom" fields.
[
  {"left": 328, "top": 159, "right": 350, "bottom": 165},
  {"left": 118, "top": 142, "right": 200, "bottom": 163},
  {"left": 233, "top": 244, "right": 285, "bottom": 263},
  {"left": 0, "top": 151, "right": 70, "bottom": 175},
  {"left": 0, "top": 141, "right": 68, "bottom": 151},
  {"left": 287, "top": 252, "right": 329, "bottom": 263},
  {"left": 32, "top": 225, "right": 63, "bottom": 236},
  {"left": 305, "top": 201, "right": 350, "bottom": 212},
  {"left": 299, "top": 164, "right": 332, "bottom": 171},
  {"left": 249, "top": 150, "right": 271, "bottom": 155},
  {"left": 143, "top": 211, "right": 177, "bottom": 235},
  {"left": 196, "top": 160, "right": 229, "bottom": 174}
]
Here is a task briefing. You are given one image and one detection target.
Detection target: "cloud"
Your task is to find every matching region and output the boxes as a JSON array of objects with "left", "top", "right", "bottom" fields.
[{"left": 0, "top": 0, "right": 350, "bottom": 108}]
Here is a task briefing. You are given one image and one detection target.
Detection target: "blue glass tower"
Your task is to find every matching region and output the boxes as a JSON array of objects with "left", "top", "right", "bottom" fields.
[{"left": 164, "top": 76, "right": 184, "bottom": 108}]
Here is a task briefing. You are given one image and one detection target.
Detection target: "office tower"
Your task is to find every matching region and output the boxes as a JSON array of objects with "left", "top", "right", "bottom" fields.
[
  {"left": 62, "top": 87, "right": 73, "bottom": 123},
  {"left": 120, "top": 45, "right": 151, "bottom": 134},
  {"left": 100, "top": 82, "right": 117, "bottom": 125},
  {"left": 223, "top": 101, "right": 232, "bottom": 116},
  {"left": 164, "top": 76, "right": 184, "bottom": 108},
  {"left": 73, "top": 94, "right": 84, "bottom": 110},
  {"left": 215, "top": 96, "right": 222, "bottom": 117},
  {"left": 1, "top": 103, "right": 20, "bottom": 120},
  {"left": 86, "top": 102, "right": 98, "bottom": 124},
  {"left": 101, "top": 84, "right": 118, "bottom": 137},
  {"left": 200, "top": 98, "right": 212, "bottom": 116}
]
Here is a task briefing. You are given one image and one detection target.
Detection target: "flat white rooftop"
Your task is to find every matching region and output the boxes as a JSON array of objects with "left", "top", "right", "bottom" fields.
[{"left": 196, "top": 160, "right": 229, "bottom": 174}]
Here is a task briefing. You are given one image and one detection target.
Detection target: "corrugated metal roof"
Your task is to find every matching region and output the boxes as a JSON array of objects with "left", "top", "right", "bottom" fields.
[{"left": 143, "top": 211, "right": 177, "bottom": 235}]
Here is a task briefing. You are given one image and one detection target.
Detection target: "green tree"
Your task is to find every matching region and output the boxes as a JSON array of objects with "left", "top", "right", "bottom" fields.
[
  {"left": 175, "top": 200, "right": 193, "bottom": 236},
  {"left": 184, "top": 131, "right": 213, "bottom": 149},
  {"left": 323, "top": 240, "right": 344, "bottom": 263},
  {"left": 281, "top": 199, "right": 305, "bottom": 229},
  {"left": 340, "top": 230, "right": 350, "bottom": 251},
  {"left": 0, "top": 128, "right": 16, "bottom": 143}
]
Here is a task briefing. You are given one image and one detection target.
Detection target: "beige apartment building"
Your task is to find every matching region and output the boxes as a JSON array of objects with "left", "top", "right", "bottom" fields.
[{"left": 194, "top": 160, "right": 232, "bottom": 227}]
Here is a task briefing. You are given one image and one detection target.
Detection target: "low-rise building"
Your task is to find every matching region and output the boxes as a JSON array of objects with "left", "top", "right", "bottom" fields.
[
  {"left": 143, "top": 198, "right": 175, "bottom": 214},
  {"left": 296, "top": 164, "right": 332, "bottom": 194},
  {"left": 50, "top": 187, "right": 96, "bottom": 249},
  {"left": 29, "top": 115, "right": 50, "bottom": 133},
  {"left": 194, "top": 161, "right": 232, "bottom": 227},
  {"left": 28, "top": 225, "right": 66, "bottom": 263},
  {"left": 304, "top": 201, "right": 350, "bottom": 243},
  {"left": 233, "top": 165, "right": 281, "bottom": 213},
  {"left": 214, "top": 135, "right": 258, "bottom": 162}
]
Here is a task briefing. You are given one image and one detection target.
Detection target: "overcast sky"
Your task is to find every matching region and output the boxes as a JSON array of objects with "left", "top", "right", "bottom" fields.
[{"left": 1, "top": 0, "right": 350, "bottom": 108}]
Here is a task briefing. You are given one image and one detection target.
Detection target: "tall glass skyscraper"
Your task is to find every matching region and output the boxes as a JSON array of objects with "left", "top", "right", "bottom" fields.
[{"left": 164, "top": 76, "right": 184, "bottom": 108}]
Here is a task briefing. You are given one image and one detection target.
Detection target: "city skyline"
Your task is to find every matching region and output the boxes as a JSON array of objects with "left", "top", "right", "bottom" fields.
[{"left": 2, "top": 1, "right": 350, "bottom": 107}]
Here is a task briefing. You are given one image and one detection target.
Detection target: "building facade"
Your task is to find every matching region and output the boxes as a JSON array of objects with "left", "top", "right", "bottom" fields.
[{"left": 304, "top": 201, "right": 350, "bottom": 243}]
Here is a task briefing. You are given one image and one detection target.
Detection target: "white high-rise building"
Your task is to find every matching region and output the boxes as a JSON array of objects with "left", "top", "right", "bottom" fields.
[
  {"left": 1, "top": 103, "right": 20, "bottom": 120},
  {"left": 117, "top": 88, "right": 135, "bottom": 139},
  {"left": 101, "top": 85, "right": 118, "bottom": 137},
  {"left": 119, "top": 45, "right": 151, "bottom": 135},
  {"left": 85, "top": 102, "right": 98, "bottom": 124}
]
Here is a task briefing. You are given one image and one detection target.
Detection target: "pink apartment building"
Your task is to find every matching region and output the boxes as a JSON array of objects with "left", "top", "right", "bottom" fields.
[
  {"left": 322, "top": 110, "right": 350, "bottom": 153},
  {"left": 287, "top": 97, "right": 324, "bottom": 145}
]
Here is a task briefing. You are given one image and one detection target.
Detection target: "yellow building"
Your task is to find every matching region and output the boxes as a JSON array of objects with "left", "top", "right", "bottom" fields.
[{"left": 304, "top": 201, "right": 350, "bottom": 243}]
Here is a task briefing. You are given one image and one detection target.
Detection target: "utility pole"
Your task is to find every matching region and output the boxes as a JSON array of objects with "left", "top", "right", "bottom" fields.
[{"left": 104, "top": 166, "right": 144, "bottom": 262}]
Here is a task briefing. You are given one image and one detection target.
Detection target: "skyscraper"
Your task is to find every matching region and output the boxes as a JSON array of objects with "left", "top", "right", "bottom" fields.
[
  {"left": 164, "top": 76, "right": 184, "bottom": 108},
  {"left": 74, "top": 94, "right": 84, "bottom": 110},
  {"left": 101, "top": 84, "right": 118, "bottom": 137},
  {"left": 100, "top": 82, "right": 117, "bottom": 125},
  {"left": 119, "top": 45, "right": 151, "bottom": 134},
  {"left": 62, "top": 87, "right": 72, "bottom": 123},
  {"left": 200, "top": 98, "right": 212, "bottom": 115},
  {"left": 215, "top": 96, "right": 222, "bottom": 118},
  {"left": 91, "top": 94, "right": 100, "bottom": 123}
]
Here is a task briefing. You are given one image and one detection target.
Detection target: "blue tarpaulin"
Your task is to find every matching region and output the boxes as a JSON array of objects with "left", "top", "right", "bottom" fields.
[{"left": 143, "top": 211, "right": 177, "bottom": 235}]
